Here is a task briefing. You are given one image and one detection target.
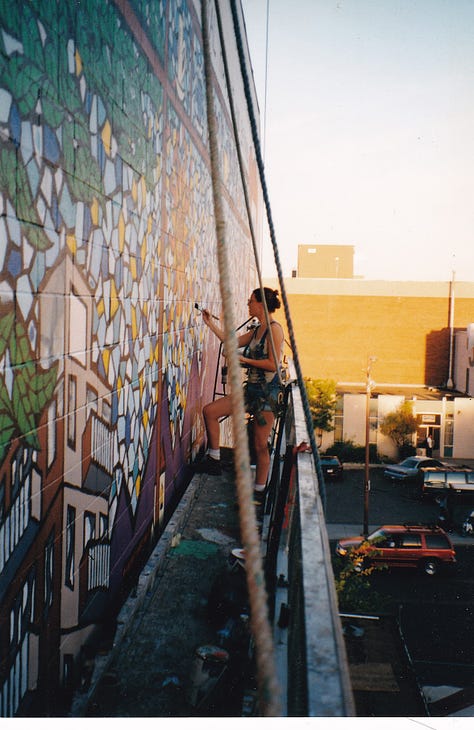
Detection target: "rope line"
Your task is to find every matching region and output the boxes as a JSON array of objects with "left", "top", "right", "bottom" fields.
[
  {"left": 201, "top": 0, "right": 281, "bottom": 716},
  {"left": 229, "top": 0, "right": 326, "bottom": 507}
]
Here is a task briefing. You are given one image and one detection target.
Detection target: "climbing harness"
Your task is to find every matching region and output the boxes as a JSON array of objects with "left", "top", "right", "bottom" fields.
[
  {"left": 242, "top": 323, "right": 286, "bottom": 425},
  {"left": 212, "top": 316, "right": 255, "bottom": 401}
]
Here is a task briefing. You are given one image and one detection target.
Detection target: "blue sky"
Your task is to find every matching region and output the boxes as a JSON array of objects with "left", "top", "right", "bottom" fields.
[{"left": 241, "top": 0, "right": 474, "bottom": 281}]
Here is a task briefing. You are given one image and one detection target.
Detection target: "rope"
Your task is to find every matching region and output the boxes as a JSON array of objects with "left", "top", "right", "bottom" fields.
[
  {"left": 201, "top": 0, "right": 281, "bottom": 716},
  {"left": 229, "top": 0, "right": 326, "bottom": 507}
]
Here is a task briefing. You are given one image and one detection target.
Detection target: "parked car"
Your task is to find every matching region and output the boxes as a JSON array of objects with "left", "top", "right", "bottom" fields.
[
  {"left": 320, "top": 455, "right": 343, "bottom": 480},
  {"left": 419, "top": 467, "right": 474, "bottom": 500},
  {"left": 335, "top": 523, "right": 456, "bottom": 576},
  {"left": 383, "top": 456, "right": 445, "bottom": 482}
]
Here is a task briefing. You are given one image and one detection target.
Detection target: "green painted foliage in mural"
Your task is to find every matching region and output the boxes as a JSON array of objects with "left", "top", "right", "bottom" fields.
[
  {"left": 0, "top": 311, "right": 15, "bottom": 360},
  {"left": 72, "top": 0, "right": 164, "bottom": 185},
  {"left": 130, "top": 0, "right": 166, "bottom": 62},
  {"left": 62, "top": 120, "right": 103, "bottom": 202},
  {"left": 0, "top": 312, "right": 15, "bottom": 462},
  {"left": 0, "top": 147, "right": 52, "bottom": 251},
  {"left": 0, "top": 311, "right": 57, "bottom": 462},
  {"left": 0, "top": 0, "right": 164, "bottom": 199}
]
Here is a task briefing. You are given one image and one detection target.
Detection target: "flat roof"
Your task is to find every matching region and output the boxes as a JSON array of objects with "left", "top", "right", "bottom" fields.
[
  {"left": 337, "top": 384, "right": 461, "bottom": 400},
  {"left": 264, "top": 277, "right": 474, "bottom": 298}
]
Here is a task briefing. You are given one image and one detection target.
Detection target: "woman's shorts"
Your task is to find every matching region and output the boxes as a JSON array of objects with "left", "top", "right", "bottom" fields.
[{"left": 244, "top": 377, "right": 284, "bottom": 416}]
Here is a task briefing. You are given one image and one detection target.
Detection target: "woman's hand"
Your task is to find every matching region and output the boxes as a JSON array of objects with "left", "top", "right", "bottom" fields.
[{"left": 201, "top": 309, "right": 225, "bottom": 341}]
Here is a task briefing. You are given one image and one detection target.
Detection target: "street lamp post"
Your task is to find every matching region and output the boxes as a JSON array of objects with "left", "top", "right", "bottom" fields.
[{"left": 363, "top": 356, "right": 377, "bottom": 536}]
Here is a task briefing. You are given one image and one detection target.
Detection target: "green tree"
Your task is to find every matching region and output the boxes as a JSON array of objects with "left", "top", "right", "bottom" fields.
[
  {"left": 380, "top": 401, "right": 417, "bottom": 450},
  {"left": 334, "top": 544, "right": 388, "bottom": 613},
  {"left": 304, "top": 377, "right": 337, "bottom": 433}
]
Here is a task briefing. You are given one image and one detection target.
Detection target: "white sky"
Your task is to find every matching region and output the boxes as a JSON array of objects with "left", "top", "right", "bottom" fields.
[{"left": 241, "top": 0, "right": 474, "bottom": 282}]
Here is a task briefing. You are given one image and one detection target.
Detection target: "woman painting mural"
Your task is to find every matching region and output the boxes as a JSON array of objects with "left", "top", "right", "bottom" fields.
[{"left": 194, "top": 287, "right": 284, "bottom": 502}]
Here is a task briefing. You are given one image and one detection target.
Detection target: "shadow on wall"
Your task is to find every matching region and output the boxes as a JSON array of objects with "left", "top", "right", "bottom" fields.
[{"left": 425, "top": 328, "right": 451, "bottom": 387}]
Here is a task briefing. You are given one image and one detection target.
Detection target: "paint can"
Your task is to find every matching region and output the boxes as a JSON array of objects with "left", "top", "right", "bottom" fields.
[{"left": 186, "top": 644, "right": 229, "bottom": 707}]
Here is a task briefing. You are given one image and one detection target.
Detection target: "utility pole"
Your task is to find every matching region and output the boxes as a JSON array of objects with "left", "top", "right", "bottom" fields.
[
  {"left": 447, "top": 269, "right": 455, "bottom": 389},
  {"left": 363, "top": 356, "right": 377, "bottom": 536}
]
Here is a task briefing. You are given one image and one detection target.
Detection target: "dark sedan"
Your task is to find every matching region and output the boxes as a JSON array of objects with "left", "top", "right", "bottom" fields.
[
  {"left": 383, "top": 456, "right": 445, "bottom": 482},
  {"left": 320, "top": 455, "right": 343, "bottom": 480}
]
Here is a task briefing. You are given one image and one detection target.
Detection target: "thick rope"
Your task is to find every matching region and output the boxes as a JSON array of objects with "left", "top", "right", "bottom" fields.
[
  {"left": 201, "top": 0, "right": 281, "bottom": 716},
  {"left": 229, "top": 0, "right": 326, "bottom": 507}
]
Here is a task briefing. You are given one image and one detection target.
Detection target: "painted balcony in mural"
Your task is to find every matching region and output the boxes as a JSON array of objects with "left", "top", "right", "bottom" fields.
[{"left": 0, "top": 0, "right": 259, "bottom": 716}]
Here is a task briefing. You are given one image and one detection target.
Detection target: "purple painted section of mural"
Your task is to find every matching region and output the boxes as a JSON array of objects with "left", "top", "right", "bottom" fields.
[{"left": 0, "top": 0, "right": 259, "bottom": 716}]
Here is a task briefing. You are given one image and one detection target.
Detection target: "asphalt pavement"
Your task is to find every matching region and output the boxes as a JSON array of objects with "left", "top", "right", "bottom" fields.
[
  {"left": 325, "top": 463, "right": 474, "bottom": 715},
  {"left": 324, "top": 463, "right": 474, "bottom": 545}
]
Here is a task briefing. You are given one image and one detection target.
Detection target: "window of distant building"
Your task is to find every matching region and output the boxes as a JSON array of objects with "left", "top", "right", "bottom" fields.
[
  {"left": 369, "top": 398, "right": 378, "bottom": 444},
  {"left": 444, "top": 414, "right": 454, "bottom": 458},
  {"left": 334, "top": 396, "right": 343, "bottom": 442}
]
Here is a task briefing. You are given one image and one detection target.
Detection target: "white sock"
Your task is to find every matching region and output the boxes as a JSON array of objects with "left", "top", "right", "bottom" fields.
[
  {"left": 208, "top": 448, "right": 220, "bottom": 461},
  {"left": 254, "top": 483, "right": 266, "bottom": 493}
]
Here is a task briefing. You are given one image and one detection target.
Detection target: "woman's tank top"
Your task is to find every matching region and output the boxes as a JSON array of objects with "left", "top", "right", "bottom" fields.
[{"left": 246, "top": 321, "right": 283, "bottom": 384}]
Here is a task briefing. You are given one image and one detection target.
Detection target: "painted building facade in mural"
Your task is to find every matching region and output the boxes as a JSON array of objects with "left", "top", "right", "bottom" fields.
[{"left": 0, "top": 0, "right": 259, "bottom": 716}]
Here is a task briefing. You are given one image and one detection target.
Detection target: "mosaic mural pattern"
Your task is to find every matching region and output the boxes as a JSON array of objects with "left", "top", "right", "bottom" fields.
[{"left": 0, "top": 0, "right": 258, "bottom": 716}]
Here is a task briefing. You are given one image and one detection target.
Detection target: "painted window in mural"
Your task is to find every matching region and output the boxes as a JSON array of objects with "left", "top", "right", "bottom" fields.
[
  {"left": 65, "top": 505, "right": 75, "bottom": 590},
  {"left": 0, "top": 0, "right": 259, "bottom": 716}
]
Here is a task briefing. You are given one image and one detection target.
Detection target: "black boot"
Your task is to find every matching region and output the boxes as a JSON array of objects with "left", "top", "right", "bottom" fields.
[{"left": 193, "top": 455, "right": 222, "bottom": 476}]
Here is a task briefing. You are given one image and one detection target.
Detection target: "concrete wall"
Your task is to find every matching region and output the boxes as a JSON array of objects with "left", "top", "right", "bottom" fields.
[
  {"left": 454, "top": 328, "right": 474, "bottom": 396},
  {"left": 453, "top": 397, "right": 474, "bottom": 459},
  {"left": 0, "top": 0, "right": 259, "bottom": 715}
]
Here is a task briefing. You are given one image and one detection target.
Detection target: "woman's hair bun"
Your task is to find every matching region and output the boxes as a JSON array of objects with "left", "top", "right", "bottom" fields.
[{"left": 253, "top": 286, "right": 281, "bottom": 312}]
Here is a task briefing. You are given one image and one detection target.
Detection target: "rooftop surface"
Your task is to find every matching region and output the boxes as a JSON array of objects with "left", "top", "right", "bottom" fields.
[{"left": 68, "top": 455, "right": 474, "bottom": 718}]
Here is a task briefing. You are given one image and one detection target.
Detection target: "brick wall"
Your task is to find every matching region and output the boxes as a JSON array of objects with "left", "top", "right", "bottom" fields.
[{"left": 278, "top": 292, "right": 473, "bottom": 386}]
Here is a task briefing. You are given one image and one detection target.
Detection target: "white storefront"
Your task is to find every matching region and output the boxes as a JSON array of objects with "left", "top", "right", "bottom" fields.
[{"left": 322, "top": 393, "right": 474, "bottom": 461}]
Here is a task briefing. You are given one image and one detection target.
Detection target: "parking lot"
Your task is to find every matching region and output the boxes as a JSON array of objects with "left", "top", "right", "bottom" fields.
[
  {"left": 324, "top": 463, "right": 474, "bottom": 533},
  {"left": 325, "top": 464, "right": 474, "bottom": 694}
]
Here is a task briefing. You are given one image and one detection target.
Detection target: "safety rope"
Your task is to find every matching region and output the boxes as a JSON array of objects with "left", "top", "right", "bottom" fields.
[
  {"left": 229, "top": 0, "right": 326, "bottom": 506},
  {"left": 201, "top": 0, "right": 281, "bottom": 716}
]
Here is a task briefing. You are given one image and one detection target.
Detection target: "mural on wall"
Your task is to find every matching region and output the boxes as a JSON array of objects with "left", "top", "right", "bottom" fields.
[{"left": 0, "top": 0, "right": 258, "bottom": 716}]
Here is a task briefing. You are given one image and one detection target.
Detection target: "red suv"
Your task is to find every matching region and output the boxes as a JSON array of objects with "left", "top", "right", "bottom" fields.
[{"left": 335, "top": 524, "right": 456, "bottom": 576}]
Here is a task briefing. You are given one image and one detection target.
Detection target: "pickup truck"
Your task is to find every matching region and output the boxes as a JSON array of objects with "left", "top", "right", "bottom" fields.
[{"left": 419, "top": 467, "right": 474, "bottom": 499}]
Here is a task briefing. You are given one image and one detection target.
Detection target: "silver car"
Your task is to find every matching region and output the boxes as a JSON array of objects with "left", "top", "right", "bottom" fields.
[{"left": 383, "top": 456, "right": 445, "bottom": 482}]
